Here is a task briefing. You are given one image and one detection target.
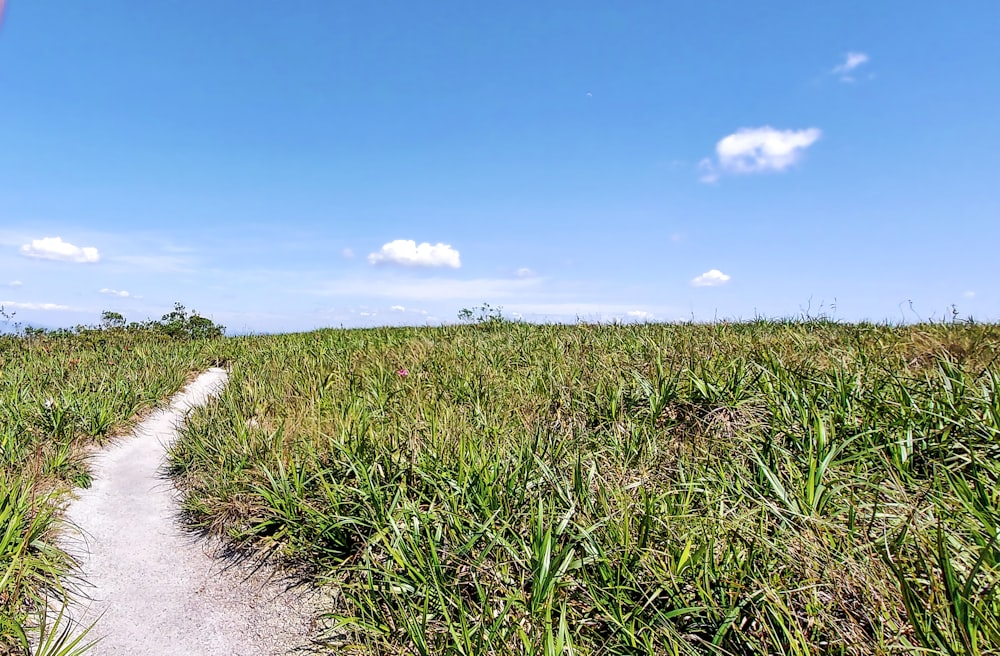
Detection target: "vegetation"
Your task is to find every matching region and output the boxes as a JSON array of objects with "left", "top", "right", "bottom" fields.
[
  {"left": 0, "top": 323, "right": 217, "bottom": 654},
  {"left": 96, "top": 303, "right": 225, "bottom": 340},
  {"left": 3, "top": 315, "right": 999, "bottom": 655},
  {"left": 145, "top": 303, "right": 226, "bottom": 340},
  {"left": 166, "top": 319, "right": 1000, "bottom": 655},
  {"left": 5, "top": 303, "right": 226, "bottom": 341}
]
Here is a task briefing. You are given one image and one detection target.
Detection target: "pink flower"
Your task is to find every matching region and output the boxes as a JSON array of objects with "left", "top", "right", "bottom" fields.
[{"left": 397, "top": 368, "right": 409, "bottom": 377}]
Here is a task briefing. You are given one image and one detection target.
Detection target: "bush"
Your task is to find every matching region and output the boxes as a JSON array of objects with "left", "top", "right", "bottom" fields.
[{"left": 155, "top": 303, "right": 226, "bottom": 340}]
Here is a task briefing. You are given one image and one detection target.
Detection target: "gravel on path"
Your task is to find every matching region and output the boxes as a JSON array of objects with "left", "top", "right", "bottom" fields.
[{"left": 60, "top": 368, "right": 322, "bottom": 656}]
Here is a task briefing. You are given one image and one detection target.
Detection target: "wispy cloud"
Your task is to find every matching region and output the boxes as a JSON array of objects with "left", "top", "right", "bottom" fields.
[
  {"left": 109, "top": 254, "right": 194, "bottom": 273},
  {"left": 5, "top": 280, "right": 22, "bottom": 288},
  {"left": 700, "top": 127, "right": 821, "bottom": 182},
  {"left": 317, "top": 275, "right": 539, "bottom": 301},
  {"left": 0, "top": 300, "right": 73, "bottom": 311},
  {"left": 341, "top": 247, "right": 355, "bottom": 259},
  {"left": 20, "top": 236, "right": 100, "bottom": 263},
  {"left": 515, "top": 267, "right": 536, "bottom": 278},
  {"left": 100, "top": 288, "right": 133, "bottom": 298},
  {"left": 962, "top": 290, "right": 976, "bottom": 299},
  {"left": 831, "top": 51, "right": 870, "bottom": 82},
  {"left": 691, "top": 269, "right": 731, "bottom": 287},
  {"left": 505, "top": 302, "right": 676, "bottom": 322},
  {"left": 368, "top": 240, "right": 461, "bottom": 268}
]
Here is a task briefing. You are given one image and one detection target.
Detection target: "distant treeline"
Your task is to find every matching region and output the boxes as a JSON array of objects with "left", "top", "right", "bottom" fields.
[{"left": 4, "top": 302, "right": 225, "bottom": 340}]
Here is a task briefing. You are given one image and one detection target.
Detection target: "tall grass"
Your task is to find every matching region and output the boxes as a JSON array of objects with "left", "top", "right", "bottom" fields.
[
  {"left": 172, "top": 320, "right": 1000, "bottom": 655},
  {"left": 0, "top": 330, "right": 212, "bottom": 654}
]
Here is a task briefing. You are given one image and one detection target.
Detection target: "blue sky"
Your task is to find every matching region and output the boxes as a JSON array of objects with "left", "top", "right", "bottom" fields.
[{"left": 1, "top": 1, "right": 998, "bottom": 333}]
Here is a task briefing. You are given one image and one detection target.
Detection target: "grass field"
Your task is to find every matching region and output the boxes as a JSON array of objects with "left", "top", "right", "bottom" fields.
[{"left": 3, "top": 319, "right": 999, "bottom": 655}]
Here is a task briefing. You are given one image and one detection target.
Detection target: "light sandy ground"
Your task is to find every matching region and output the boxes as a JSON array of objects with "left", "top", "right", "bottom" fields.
[{"left": 60, "top": 368, "right": 325, "bottom": 656}]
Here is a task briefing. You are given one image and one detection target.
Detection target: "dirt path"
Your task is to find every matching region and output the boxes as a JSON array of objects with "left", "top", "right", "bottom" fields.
[{"left": 61, "top": 368, "right": 321, "bottom": 656}]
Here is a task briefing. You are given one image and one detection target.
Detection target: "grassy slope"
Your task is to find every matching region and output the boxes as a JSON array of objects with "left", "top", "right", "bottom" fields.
[
  {"left": 170, "top": 321, "right": 1000, "bottom": 655},
  {"left": 0, "top": 331, "right": 213, "bottom": 654}
]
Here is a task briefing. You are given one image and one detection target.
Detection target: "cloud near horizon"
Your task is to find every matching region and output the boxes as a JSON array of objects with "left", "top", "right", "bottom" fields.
[
  {"left": 691, "top": 269, "right": 731, "bottom": 287},
  {"left": 0, "top": 300, "right": 73, "bottom": 311},
  {"left": 20, "top": 236, "right": 100, "bottom": 263},
  {"left": 100, "top": 288, "right": 132, "bottom": 298},
  {"left": 700, "top": 127, "right": 821, "bottom": 182},
  {"left": 368, "top": 240, "right": 461, "bottom": 268}
]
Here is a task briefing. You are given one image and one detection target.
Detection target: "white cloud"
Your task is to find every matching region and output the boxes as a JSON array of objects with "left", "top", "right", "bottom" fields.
[
  {"left": 962, "top": 290, "right": 976, "bottom": 299},
  {"left": 713, "top": 127, "right": 821, "bottom": 177},
  {"left": 100, "top": 288, "right": 132, "bottom": 298},
  {"left": 515, "top": 267, "right": 536, "bottom": 278},
  {"left": 0, "top": 300, "right": 72, "bottom": 311},
  {"left": 691, "top": 269, "right": 731, "bottom": 287},
  {"left": 5, "top": 280, "right": 22, "bottom": 288},
  {"left": 626, "top": 310, "right": 654, "bottom": 320},
  {"left": 342, "top": 248, "right": 355, "bottom": 259},
  {"left": 20, "top": 236, "right": 100, "bottom": 263},
  {"left": 368, "top": 240, "right": 461, "bottom": 268},
  {"left": 390, "top": 305, "right": 406, "bottom": 312},
  {"left": 832, "top": 51, "right": 869, "bottom": 81},
  {"left": 700, "top": 127, "right": 821, "bottom": 182}
]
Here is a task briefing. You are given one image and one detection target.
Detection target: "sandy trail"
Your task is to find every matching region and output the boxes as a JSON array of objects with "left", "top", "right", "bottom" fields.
[{"left": 61, "top": 368, "right": 319, "bottom": 656}]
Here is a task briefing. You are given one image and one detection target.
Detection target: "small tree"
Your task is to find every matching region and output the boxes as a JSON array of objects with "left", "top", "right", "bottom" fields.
[
  {"left": 457, "top": 303, "right": 507, "bottom": 329},
  {"left": 157, "top": 302, "right": 225, "bottom": 339},
  {"left": 186, "top": 313, "right": 225, "bottom": 339},
  {"left": 100, "top": 311, "right": 126, "bottom": 330},
  {"left": 159, "top": 302, "right": 189, "bottom": 338},
  {"left": 0, "top": 305, "right": 21, "bottom": 335}
]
